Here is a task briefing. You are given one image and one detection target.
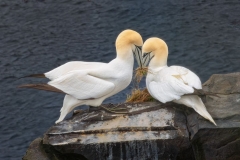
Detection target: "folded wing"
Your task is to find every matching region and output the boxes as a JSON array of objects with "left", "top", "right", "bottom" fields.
[
  {"left": 48, "top": 70, "right": 115, "bottom": 100},
  {"left": 170, "top": 66, "right": 202, "bottom": 89},
  {"left": 45, "top": 61, "right": 106, "bottom": 80},
  {"left": 149, "top": 74, "right": 194, "bottom": 103}
]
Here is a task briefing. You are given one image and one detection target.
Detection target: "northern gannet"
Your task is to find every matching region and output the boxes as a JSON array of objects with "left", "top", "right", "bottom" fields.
[
  {"left": 142, "top": 37, "right": 216, "bottom": 125},
  {"left": 19, "top": 29, "right": 143, "bottom": 124}
]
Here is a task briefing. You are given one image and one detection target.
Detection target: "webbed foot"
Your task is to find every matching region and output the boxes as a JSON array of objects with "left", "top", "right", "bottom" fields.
[{"left": 99, "top": 103, "right": 129, "bottom": 114}]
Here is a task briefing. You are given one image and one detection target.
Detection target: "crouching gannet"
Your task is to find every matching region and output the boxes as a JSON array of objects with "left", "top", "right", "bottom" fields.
[
  {"left": 142, "top": 37, "right": 216, "bottom": 125},
  {"left": 19, "top": 29, "right": 143, "bottom": 124}
]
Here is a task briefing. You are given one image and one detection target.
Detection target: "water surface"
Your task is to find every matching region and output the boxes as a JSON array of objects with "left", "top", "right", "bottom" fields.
[{"left": 0, "top": 0, "right": 240, "bottom": 159}]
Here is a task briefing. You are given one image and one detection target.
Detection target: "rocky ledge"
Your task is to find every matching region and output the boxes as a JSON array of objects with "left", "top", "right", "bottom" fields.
[{"left": 23, "top": 73, "right": 240, "bottom": 160}]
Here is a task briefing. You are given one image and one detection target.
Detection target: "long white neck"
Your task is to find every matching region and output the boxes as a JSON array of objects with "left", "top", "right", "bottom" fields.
[{"left": 116, "top": 45, "right": 134, "bottom": 65}]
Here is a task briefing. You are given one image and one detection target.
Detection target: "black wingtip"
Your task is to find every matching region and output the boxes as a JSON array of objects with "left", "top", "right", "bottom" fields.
[
  {"left": 18, "top": 84, "right": 65, "bottom": 94},
  {"left": 191, "top": 89, "right": 220, "bottom": 98},
  {"left": 18, "top": 85, "right": 25, "bottom": 88},
  {"left": 19, "top": 74, "right": 46, "bottom": 79}
]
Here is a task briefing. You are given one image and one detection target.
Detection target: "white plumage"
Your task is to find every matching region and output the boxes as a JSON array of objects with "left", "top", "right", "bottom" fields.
[
  {"left": 45, "top": 61, "right": 106, "bottom": 80},
  {"left": 52, "top": 58, "right": 131, "bottom": 124},
  {"left": 143, "top": 38, "right": 216, "bottom": 125},
  {"left": 21, "top": 29, "right": 143, "bottom": 124}
]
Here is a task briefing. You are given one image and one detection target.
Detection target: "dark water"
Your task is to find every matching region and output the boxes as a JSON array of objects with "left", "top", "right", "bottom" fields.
[{"left": 0, "top": 0, "right": 240, "bottom": 159}]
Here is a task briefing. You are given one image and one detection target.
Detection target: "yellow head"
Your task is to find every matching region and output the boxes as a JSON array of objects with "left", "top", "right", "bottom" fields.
[
  {"left": 115, "top": 29, "right": 143, "bottom": 60},
  {"left": 142, "top": 37, "right": 168, "bottom": 67},
  {"left": 116, "top": 29, "right": 143, "bottom": 50}
]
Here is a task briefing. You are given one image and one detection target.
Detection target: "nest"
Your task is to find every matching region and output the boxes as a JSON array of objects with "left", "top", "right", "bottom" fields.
[
  {"left": 126, "top": 67, "right": 156, "bottom": 103},
  {"left": 126, "top": 88, "right": 155, "bottom": 103}
]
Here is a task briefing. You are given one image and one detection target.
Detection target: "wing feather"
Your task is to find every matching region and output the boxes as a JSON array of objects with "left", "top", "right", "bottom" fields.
[
  {"left": 45, "top": 61, "right": 106, "bottom": 80},
  {"left": 170, "top": 66, "right": 202, "bottom": 89},
  {"left": 149, "top": 73, "right": 194, "bottom": 103},
  {"left": 48, "top": 70, "right": 115, "bottom": 100}
]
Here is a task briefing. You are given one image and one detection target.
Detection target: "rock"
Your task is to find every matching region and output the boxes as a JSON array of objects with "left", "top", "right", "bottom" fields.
[
  {"left": 22, "top": 138, "right": 50, "bottom": 160},
  {"left": 22, "top": 137, "right": 88, "bottom": 160},
  {"left": 23, "top": 73, "right": 240, "bottom": 160},
  {"left": 187, "top": 73, "right": 240, "bottom": 160},
  {"left": 43, "top": 102, "right": 194, "bottom": 160}
]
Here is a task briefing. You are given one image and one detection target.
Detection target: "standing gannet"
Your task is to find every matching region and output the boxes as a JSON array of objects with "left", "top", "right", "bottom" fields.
[
  {"left": 19, "top": 29, "right": 143, "bottom": 124},
  {"left": 142, "top": 37, "right": 216, "bottom": 125}
]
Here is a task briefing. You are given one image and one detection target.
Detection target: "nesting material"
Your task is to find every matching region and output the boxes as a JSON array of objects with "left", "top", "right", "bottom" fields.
[
  {"left": 126, "top": 88, "right": 155, "bottom": 103},
  {"left": 134, "top": 67, "right": 149, "bottom": 83},
  {"left": 126, "top": 67, "right": 155, "bottom": 103}
]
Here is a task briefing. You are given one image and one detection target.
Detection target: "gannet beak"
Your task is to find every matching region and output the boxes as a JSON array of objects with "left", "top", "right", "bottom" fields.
[
  {"left": 133, "top": 45, "right": 144, "bottom": 68},
  {"left": 142, "top": 52, "right": 153, "bottom": 67},
  {"left": 143, "top": 53, "right": 148, "bottom": 58}
]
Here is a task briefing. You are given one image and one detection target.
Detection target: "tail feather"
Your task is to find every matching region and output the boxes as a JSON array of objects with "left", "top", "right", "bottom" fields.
[
  {"left": 21, "top": 74, "right": 46, "bottom": 78},
  {"left": 188, "top": 89, "right": 220, "bottom": 98},
  {"left": 18, "top": 84, "right": 65, "bottom": 94},
  {"left": 195, "top": 104, "right": 217, "bottom": 126},
  {"left": 175, "top": 95, "right": 217, "bottom": 126}
]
